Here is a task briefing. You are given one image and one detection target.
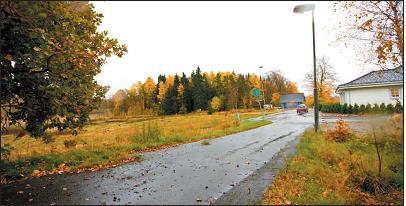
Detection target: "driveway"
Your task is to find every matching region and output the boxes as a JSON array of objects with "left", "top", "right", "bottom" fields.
[{"left": 1, "top": 110, "right": 314, "bottom": 205}]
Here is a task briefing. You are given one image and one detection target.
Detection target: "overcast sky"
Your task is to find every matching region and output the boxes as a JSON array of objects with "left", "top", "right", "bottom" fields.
[{"left": 92, "top": 1, "right": 374, "bottom": 97}]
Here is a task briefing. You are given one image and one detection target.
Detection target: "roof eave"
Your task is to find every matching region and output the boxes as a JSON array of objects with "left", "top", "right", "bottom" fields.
[{"left": 336, "top": 81, "right": 403, "bottom": 92}]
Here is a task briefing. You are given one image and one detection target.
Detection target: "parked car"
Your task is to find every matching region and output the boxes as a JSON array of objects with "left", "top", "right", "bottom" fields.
[
  {"left": 296, "top": 104, "right": 308, "bottom": 114},
  {"left": 264, "top": 104, "right": 273, "bottom": 110}
]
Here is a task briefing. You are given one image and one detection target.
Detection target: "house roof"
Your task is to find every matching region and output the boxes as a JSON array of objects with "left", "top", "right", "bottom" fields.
[
  {"left": 337, "top": 67, "right": 403, "bottom": 90},
  {"left": 280, "top": 93, "right": 305, "bottom": 103}
]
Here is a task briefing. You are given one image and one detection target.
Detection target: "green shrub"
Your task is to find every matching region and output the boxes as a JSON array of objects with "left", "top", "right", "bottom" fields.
[
  {"left": 342, "top": 103, "right": 348, "bottom": 114},
  {"left": 359, "top": 104, "right": 366, "bottom": 114},
  {"left": 394, "top": 102, "right": 403, "bottom": 113},
  {"left": 379, "top": 103, "right": 386, "bottom": 112},
  {"left": 365, "top": 103, "right": 372, "bottom": 113},
  {"left": 331, "top": 104, "right": 340, "bottom": 113},
  {"left": 328, "top": 104, "right": 333, "bottom": 113},
  {"left": 372, "top": 103, "right": 380, "bottom": 113},
  {"left": 348, "top": 104, "right": 353, "bottom": 114},
  {"left": 323, "top": 104, "right": 329, "bottom": 113},
  {"left": 320, "top": 103, "right": 327, "bottom": 113},
  {"left": 353, "top": 104, "right": 359, "bottom": 114},
  {"left": 207, "top": 102, "right": 213, "bottom": 115},
  {"left": 386, "top": 104, "right": 394, "bottom": 114}
]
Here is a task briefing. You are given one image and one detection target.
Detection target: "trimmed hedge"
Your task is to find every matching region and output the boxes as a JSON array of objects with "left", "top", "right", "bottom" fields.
[{"left": 319, "top": 102, "right": 403, "bottom": 114}]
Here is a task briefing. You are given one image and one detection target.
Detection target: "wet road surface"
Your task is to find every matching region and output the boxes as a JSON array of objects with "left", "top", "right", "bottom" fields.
[{"left": 2, "top": 110, "right": 314, "bottom": 205}]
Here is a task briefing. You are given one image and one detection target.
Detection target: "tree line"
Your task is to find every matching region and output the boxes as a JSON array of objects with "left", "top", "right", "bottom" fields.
[{"left": 103, "top": 67, "right": 300, "bottom": 116}]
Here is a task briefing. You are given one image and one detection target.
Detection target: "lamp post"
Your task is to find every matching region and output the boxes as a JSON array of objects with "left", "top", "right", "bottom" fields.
[
  {"left": 293, "top": 4, "right": 319, "bottom": 133},
  {"left": 259, "top": 66, "right": 265, "bottom": 120}
]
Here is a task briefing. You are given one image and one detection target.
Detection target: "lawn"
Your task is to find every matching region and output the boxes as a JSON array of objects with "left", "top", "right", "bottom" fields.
[
  {"left": 263, "top": 114, "right": 403, "bottom": 205},
  {"left": 1, "top": 109, "right": 275, "bottom": 182}
]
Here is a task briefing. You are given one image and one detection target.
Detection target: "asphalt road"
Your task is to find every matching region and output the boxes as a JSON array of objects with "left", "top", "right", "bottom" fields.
[{"left": 1, "top": 110, "right": 314, "bottom": 205}]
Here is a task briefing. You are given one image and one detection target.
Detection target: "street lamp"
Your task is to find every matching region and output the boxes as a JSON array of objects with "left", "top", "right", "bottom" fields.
[
  {"left": 259, "top": 66, "right": 265, "bottom": 120},
  {"left": 293, "top": 4, "right": 319, "bottom": 133}
]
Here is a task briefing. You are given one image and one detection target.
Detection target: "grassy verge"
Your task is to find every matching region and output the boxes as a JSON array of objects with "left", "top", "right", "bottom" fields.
[
  {"left": 1, "top": 110, "right": 273, "bottom": 182},
  {"left": 263, "top": 114, "right": 403, "bottom": 205}
]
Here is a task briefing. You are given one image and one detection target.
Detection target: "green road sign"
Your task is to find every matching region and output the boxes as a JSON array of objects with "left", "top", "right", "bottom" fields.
[{"left": 251, "top": 88, "right": 261, "bottom": 98}]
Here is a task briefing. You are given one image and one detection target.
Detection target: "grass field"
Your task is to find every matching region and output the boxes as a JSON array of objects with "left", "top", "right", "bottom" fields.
[
  {"left": 1, "top": 110, "right": 275, "bottom": 181},
  {"left": 263, "top": 114, "right": 403, "bottom": 205}
]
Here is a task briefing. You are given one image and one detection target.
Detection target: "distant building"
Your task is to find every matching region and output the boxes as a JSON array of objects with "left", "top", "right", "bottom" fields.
[
  {"left": 336, "top": 67, "right": 403, "bottom": 106},
  {"left": 280, "top": 93, "right": 305, "bottom": 109}
]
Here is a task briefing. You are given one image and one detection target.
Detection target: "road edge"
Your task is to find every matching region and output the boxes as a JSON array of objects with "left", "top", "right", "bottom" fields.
[{"left": 214, "top": 132, "right": 302, "bottom": 205}]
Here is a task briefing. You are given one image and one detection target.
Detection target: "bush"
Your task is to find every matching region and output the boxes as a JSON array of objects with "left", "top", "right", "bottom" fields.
[
  {"left": 348, "top": 104, "right": 353, "bottom": 114},
  {"left": 210, "top": 96, "right": 221, "bottom": 112},
  {"left": 319, "top": 103, "right": 325, "bottom": 112},
  {"left": 359, "top": 104, "right": 366, "bottom": 114},
  {"left": 386, "top": 104, "right": 394, "bottom": 114},
  {"left": 324, "top": 119, "right": 352, "bottom": 142},
  {"left": 353, "top": 104, "right": 359, "bottom": 114},
  {"left": 379, "top": 103, "right": 386, "bottom": 112},
  {"left": 342, "top": 103, "right": 348, "bottom": 114},
  {"left": 372, "top": 103, "right": 380, "bottom": 113},
  {"left": 394, "top": 102, "right": 403, "bottom": 113},
  {"left": 365, "top": 103, "right": 372, "bottom": 113},
  {"left": 330, "top": 104, "right": 337, "bottom": 113},
  {"left": 207, "top": 102, "right": 213, "bottom": 115}
]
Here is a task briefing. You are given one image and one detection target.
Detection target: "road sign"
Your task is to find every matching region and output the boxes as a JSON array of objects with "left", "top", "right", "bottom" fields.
[{"left": 251, "top": 88, "right": 261, "bottom": 99}]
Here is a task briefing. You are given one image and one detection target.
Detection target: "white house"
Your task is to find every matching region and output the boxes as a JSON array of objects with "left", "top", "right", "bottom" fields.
[{"left": 336, "top": 67, "right": 403, "bottom": 106}]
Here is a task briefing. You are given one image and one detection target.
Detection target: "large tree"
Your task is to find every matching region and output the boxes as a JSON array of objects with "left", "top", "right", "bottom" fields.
[
  {"left": 335, "top": 1, "right": 404, "bottom": 69},
  {"left": 191, "top": 67, "right": 210, "bottom": 111},
  {"left": 0, "top": 2, "right": 127, "bottom": 137},
  {"left": 304, "top": 56, "right": 337, "bottom": 102}
]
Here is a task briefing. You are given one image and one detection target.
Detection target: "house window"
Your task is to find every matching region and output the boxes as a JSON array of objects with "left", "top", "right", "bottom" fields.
[{"left": 390, "top": 88, "right": 400, "bottom": 98}]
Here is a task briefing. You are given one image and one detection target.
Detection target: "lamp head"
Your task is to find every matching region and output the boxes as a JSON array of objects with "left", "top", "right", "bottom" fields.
[{"left": 293, "top": 4, "right": 315, "bottom": 14}]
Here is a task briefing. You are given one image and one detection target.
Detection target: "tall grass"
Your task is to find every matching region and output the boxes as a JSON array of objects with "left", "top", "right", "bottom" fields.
[
  {"left": 134, "top": 121, "right": 161, "bottom": 143},
  {"left": 1, "top": 110, "right": 273, "bottom": 181},
  {"left": 264, "top": 114, "right": 403, "bottom": 205}
]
